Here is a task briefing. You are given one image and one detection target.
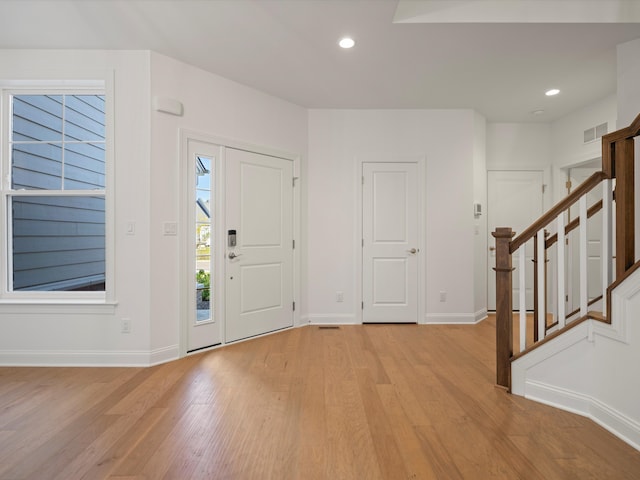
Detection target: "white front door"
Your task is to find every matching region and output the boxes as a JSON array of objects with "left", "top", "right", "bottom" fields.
[
  {"left": 362, "top": 162, "right": 419, "bottom": 323},
  {"left": 487, "top": 170, "right": 544, "bottom": 311},
  {"left": 186, "top": 140, "right": 222, "bottom": 352},
  {"left": 225, "top": 148, "right": 294, "bottom": 342}
]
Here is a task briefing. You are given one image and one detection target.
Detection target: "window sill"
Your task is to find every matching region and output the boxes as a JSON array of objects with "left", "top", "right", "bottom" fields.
[{"left": 0, "top": 300, "right": 118, "bottom": 315}]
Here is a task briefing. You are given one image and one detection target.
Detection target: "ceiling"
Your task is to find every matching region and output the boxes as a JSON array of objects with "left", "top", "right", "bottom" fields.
[{"left": 1, "top": 0, "right": 640, "bottom": 122}]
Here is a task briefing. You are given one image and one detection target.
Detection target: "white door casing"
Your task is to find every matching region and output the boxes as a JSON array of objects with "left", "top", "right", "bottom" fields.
[
  {"left": 487, "top": 170, "right": 544, "bottom": 311},
  {"left": 225, "top": 148, "right": 294, "bottom": 342},
  {"left": 362, "top": 162, "right": 419, "bottom": 323}
]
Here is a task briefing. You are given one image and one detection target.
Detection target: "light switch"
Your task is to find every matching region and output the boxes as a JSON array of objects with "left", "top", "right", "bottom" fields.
[{"left": 163, "top": 222, "right": 178, "bottom": 236}]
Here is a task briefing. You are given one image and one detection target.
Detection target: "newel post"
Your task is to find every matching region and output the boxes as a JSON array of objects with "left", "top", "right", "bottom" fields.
[
  {"left": 492, "top": 227, "right": 515, "bottom": 390},
  {"left": 614, "top": 138, "right": 635, "bottom": 277}
]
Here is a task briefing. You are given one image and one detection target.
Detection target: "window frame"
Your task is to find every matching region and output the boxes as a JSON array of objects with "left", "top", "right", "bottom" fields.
[{"left": 0, "top": 83, "right": 114, "bottom": 305}]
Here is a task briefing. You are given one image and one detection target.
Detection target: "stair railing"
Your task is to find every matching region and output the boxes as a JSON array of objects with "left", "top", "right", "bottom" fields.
[{"left": 493, "top": 112, "right": 640, "bottom": 390}]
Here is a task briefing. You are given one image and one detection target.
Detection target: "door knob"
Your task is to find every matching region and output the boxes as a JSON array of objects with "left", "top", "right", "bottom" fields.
[
  {"left": 228, "top": 252, "right": 242, "bottom": 259},
  {"left": 489, "top": 246, "right": 496, "bottom": 251},
  {"left": 408, "top": 248, "right": 417, "bottom": 254}
]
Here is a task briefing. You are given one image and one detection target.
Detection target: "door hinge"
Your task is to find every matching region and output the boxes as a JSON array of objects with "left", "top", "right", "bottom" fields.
[
  {"left": 293, "top": 301, "right": 296, "bottom": 311},
  {"left": 293, "top": 239, "right": 295, "bottom": 249},
  {"left": 566, "top": 180, "right": 572, "bottom": 190},
  {"left": 362, "top": 239, "right": 364, "bottom": 247},
  {"left": 361, "top": 301, "right": 364, "bottom": 310},
  {"left": 362, "top": 176, "right": 365, "bottom": 185},
  {"left": 293, "top": 177, "right": 296, "bottom": 187}
]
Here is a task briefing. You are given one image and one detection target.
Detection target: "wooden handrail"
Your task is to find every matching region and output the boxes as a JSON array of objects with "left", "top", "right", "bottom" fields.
[
  {"left": 545, "top": 199, "right": 603, "bottom": 249},
  {"left": 510, "top": 171, "right": 607, "bottom": 253}
]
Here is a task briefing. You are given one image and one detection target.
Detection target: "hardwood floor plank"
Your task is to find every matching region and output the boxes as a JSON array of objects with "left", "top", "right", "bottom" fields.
[
  {"left": 320, "top": 328, "right": 385, "bottom": 479},
  {"left": 354, "top": 367, "right": 409, "bottom": 479},
  {"left": 414, "top": 425, "right": 466, "bottom": 480},
  {"left": 1, "top": 321, "right": 639, "bottom": 479},
  {"left": 343, "top": 326, "right": 391, "bottom": 384},
  {"left": 293, "top": 329, "right": 327, "bottom": 480},
  {"left": 376, "top": 384, "right": 439, "bottom": 480},
  {"left": 82, "top": 407, "right": 168, "bottom": 480}
]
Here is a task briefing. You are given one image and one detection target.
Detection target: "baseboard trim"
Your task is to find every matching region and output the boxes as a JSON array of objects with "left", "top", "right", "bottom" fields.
[
  {"left": 149, "top": 345, "right": 180, "bottom": 366},
  {"left": 525, "top": 380, "right": 640, "bottom": 452},
  {"left": 425, "top": 312, "right": 483, "bottom": 325},
  {"left": 0, "top": 349, "right": 164, "bottom": 367},
  {"left": 308, "top": 314, "right": 358, "bottom": 325}
]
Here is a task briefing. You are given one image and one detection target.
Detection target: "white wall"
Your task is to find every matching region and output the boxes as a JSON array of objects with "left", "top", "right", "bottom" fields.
[
  {"left": 617, "top": 38, "right": 640, "bottom": 257},
  {"left": 551, "top": 94, "right": 616, "bottom": 169},
  {"left": 618, "top": 39, "right": 640, "bottom": 127},
  {"left": 149, "top": 53, "right": 308, "bottom": 356},
  {"left": 307, "top": 109, "right": 483, "bottom": 324},
  {"left": 473, "top": 113, "right": 488, "bottom": 315},
  {"left": 487, "top": 122, "right": 551, "bottom": 170},
  {"left": 550, "top": 94, "right": 617, "bottom": 204},
  {"left": 0, "top": 50, "right": 153, "bottom": 365},
  {"left": 0, "top": 49, "right": 308, "bottom": 366}
]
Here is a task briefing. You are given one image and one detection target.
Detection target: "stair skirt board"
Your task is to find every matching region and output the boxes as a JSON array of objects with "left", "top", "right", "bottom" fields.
[{"left": 523, "top": 380, "right": 640, "bottom": 452}]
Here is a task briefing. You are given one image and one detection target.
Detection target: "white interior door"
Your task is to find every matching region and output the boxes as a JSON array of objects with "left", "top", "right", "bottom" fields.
[
  {"left": 487, "top": 170, "right": 544, "bottom": 311},
  {"left": 225, "top": 148, "right": 293, "bottom": 342},
  {"left": 362, "top": 162, "right": 419, "bottom": 323},
  {"left": 186, "top": 140, "right": 222, "bottom": 352},
  {"left": 567, "top": 165, "right": 602, "bottom": 314}
]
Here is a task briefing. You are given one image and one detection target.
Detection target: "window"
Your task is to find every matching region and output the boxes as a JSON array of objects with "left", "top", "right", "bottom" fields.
[{"left": 1, "top": 89, "right": 107, "bottom": 298}]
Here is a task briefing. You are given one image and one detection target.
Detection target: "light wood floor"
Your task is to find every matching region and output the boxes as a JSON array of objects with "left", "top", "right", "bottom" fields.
[{"left": 1, "top": 317, "right": 639, "bottom": 479}]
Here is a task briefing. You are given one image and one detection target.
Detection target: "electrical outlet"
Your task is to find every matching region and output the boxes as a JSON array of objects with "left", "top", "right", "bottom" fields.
[
  {"left": 439, "top": 291, "right": 447, "bottom": 302},
  {"left": 336, "top": 291, "right": 344, "bottom": 303},
  {"left": 121, "top": 318, "right": 131, "bottom": 333}
]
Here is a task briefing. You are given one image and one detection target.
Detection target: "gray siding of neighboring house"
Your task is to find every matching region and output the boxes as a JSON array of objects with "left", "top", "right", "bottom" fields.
[{"left": 11, "top": 94, "right": 106, "bottom": 291}]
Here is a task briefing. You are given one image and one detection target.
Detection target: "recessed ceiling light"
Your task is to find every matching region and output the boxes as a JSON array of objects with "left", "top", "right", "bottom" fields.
[
  {"left": 338, "top": 37, "right": 355, "bottom": 49},
  {"left": 545, "top": 88, "right": 560, "bottom": 96}
]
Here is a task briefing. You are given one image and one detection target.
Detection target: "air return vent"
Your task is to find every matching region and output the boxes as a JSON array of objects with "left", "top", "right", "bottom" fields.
[{"left": 584, "top": 122, "right": 608, "bottom": 144}]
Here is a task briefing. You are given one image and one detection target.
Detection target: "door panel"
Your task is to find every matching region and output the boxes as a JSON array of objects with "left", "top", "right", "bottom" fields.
[
  {"left": 225, "top": 148, "right": 293, "bottom": 342},
  {"left": 373, "top": 258, "right": 408, "bottom": 303},
  {"left": 487, "top": 170, "right": 544, "bottom": 311},
  {"left": 363, "top": 162, "right": 418, "bottom": 323}
]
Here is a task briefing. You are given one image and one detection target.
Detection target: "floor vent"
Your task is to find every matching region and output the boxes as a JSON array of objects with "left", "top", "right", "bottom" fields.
[
  {"left": 584, "top": 122, "right": 608, "bottom": 144},
  {"left": 318, "top": 326, "right": 340, "bottom": 329}
]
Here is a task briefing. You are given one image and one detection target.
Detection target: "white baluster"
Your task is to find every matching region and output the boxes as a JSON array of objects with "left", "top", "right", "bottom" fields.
[
  {"left": 519, "top": 245, "right": 526, "bottom": 351},
  {"left": 602, "top": 179, "right": 613, "bottom": 315},
  {"left": 579, "top": 195, "right": 588, "bottom": 317},
  {"left": 556, "top": 213, "right": 566, "bottom": 328},
  {"left": 537, "top": 230, "right": 546, "bottom": 340}
]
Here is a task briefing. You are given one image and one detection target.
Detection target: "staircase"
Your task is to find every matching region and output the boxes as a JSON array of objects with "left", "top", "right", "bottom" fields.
[{"left": 492, "top": 113, "right": 640, "bottom": 450}]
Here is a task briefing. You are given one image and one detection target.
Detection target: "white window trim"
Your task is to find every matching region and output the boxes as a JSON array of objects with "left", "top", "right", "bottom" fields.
[{"left": 0, "top": 80, "right": 115, "bottom": 307}]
